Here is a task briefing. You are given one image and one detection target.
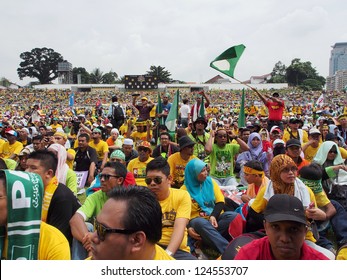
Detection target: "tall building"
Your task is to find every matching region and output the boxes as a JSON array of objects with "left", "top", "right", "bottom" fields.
[{"left": 329, "top": 42, "right": 347, "bottom": 76}]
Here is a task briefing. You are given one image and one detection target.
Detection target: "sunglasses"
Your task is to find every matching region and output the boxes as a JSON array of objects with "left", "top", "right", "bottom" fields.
[
  {"left": 138, "top": 147, "right": 150, "bottom": 152},
  {"left": 281, "top": 167, "right": 298, "bottom": 173},
  {"left": 99, "top": 174, "right": 121, "bottom": 180},
  {"left": 328, "top": 150, "right": 338, "bottom": 154},
  {"left": 94, "top": 218, "right": 137, "bottom": 241},
  {"left": 217, "top": 134, "right": 227, "bottom": 138},
  {"left": 145, "top": 177, "right": 163, "bottom": 185}
]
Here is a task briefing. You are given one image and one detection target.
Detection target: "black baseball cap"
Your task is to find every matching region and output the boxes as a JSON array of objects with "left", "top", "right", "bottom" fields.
[
  {"left": 264, "top": 194, "right": 307, "bottom": 225},
  {"left": 285, "top": 139, "right": 301, "bottom": 148}
]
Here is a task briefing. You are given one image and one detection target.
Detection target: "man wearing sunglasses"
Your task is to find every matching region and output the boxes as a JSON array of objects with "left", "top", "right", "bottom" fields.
[
  {"left": 205, "top": 128, "right": 249, "bottom": 187},
  {"left": 145, "top": 157, "right": 196, "bottom": 260},
  {"left": 127, "top": 141, "right": 154, "bottom": 187},
  {"left": 90, "top": 186, "right": 174, "bottom": 260},
  {"left": 69, "top": 161, "right": 127, "bottom": 259},
  {"left": 302, "top": 128, "right": 322, "bottom": 162}
]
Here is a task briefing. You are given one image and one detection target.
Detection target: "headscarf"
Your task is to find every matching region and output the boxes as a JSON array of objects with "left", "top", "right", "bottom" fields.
[
  {"left": 265, "top": 154, "right": 310, "bottom": 207},
  {"left": 313, "top": 141, "right": 344, "bottom": 167},
  {"left": 269, "top": 154, "right": 298, "bottom": 195},
  {"left": 184, "top": 159, "right": 215, "bottom": 215},
  {"left": 247, "top": 132, "right": 265, "bottom": 158},
  {"left": 0, "top": 170, "right": 44, "bottom": 260},
  {"left": 48, "top": 143, "right": 69, "bottom": 185}
]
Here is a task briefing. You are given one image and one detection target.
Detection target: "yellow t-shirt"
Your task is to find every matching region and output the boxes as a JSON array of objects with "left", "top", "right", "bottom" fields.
[
  {"left": 339, "top": 147, "right": 347, "bottom": 159},
  {"left": 66, "top": 148, "right": 76, "bottom": 169},
  {"left": 130, "top": 131, "right": 151, "bottom": 147},
  {"left": 0, "top": 141, "right": 24, "bottom": 160},
  {"left": 250, "top": 186, "right": 317, "bottom": 242},
  {"left": 158, "top": 188, "right": 191, "bottom": 253},
  {"left": 88, "top": 140, "right": 109, "bottom": 161},
  {"left": 167, "top": 152, "right": 197, "bottom": 188},
  {"left": 2, "top": 222, "right": 70, "bottom": 260},
  {"left": 50, "top": 123, "right": 62, "bottom": 133},
  {"left": 303, "top": 144, "right": 320, "bottom": 162},
  {"left": 127, "top": 157, "right": 154, "bottom": 186},
  {"left": 283, "top": 129, "right": 309, "bottom": 144},
  {"left": 154, "top": 244, "right": 175, "bottom": 260},
  {"left": 181, "top": 179, "right": 225, "bottom": 220}
]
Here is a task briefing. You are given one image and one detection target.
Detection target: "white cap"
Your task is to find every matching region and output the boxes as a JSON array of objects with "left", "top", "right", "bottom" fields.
[
  {"left": 106, "top": 123, "right": 113, "bottom": 128},
  {"left": 273, "top": 139, "right": 285, "bottom": 146},
  {"left": 123, "top": 138, "right": 133, "bottom": 146},
  {"left": 309, "top": 128, "right": 321, "bottom": 135}
]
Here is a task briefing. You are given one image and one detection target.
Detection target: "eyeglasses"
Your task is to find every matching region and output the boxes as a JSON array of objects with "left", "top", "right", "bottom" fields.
[
  {"left": 281, "top": 167, "right": 298, "bottom": 173},
  {"left": 217, "top": 134, "right": 227, "bottom": 138},
  {"left": 94, "top": 218, "right": 137, "bottom": 241},
  {"left": 160, "top": 138, "right": 169, "bottom": 141},
  {"left": 145, "top": 177, "right": 163, "bottom": 185},
  {"left": 328, "top": 150, "right": 338, "bottom": 154},
  {"left": 99, "top": 174, "right": 121, "bottom": 180}
]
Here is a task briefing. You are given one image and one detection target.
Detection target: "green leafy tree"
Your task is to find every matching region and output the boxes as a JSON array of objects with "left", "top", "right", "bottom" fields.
[
  {"left": 0, "top": 77, "right": 11, "bottom": 87},
  {"left": 301, "top": 79, "right": 325, "bottom": 91},
  {"left": 72, "top": 67, "right": 90, "bottom": 84},
  {"left": 268, "top": 61, "right": 287, "bottom": 83},
  {"left": 102, "top": 71, "right": 118, "bottom": 84},
  {"left": 17, "top": 47, "right": 64, "bottom": 84},
  {"left": 286, "top": 58, "right": 325, "bottom": 88},
  {"left": 146, "top": 65, "right": 172, "bottom": 83},
  {"left": 89, "top": 68, "right": 104, "bottom": 84}
]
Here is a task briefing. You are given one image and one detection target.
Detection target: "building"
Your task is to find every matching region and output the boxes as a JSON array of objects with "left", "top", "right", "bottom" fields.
[
  {"left": 329, "top": 42, "right": 347, "bottom": 76},
  {"left": 57, "top": 61, "right": 73, "bottom": 84},
  {"left": 326, "top": 70, "right": 347, "bottom": 92}
]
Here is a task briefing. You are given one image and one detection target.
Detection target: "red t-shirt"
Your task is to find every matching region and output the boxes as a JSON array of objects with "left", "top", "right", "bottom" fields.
[
  {"left": 234, "top": 236, "right": 329, "bottom": 260},
  {"left": 266, "top": 100, "right": 284, "bottom": 121}
]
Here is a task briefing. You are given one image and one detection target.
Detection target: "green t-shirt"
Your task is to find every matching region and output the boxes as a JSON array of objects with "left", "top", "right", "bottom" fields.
[
  {"left": 209, "top": 143, "right": 240, "bottom": 178},
  {"left": 77, "top": 190, "right": 108, "bottom": 221}
]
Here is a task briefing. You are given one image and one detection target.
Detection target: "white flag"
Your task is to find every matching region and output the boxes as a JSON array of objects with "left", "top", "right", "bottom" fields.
[{"left": 315, "top": 94, "right": 324, "bottom": 107}]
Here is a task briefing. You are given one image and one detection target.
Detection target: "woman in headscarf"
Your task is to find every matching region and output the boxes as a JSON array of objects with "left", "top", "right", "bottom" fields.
[
  {"left": 328, "top": 124, "right": 346, "bottom": 148},
  {"left": 181, "top": 158, "right": 239, "bottom": 255},
  {"left": 246, "top": 154, "right": 335, "bottom": 259},
  {"left": 236, "top": 132, "right": 269, "bottom": 186},
  {"left": 48, "top": 143, "right": 77, "bottom": 196},
  {"left": 313, "top": 141, "right": 347, "bottom": 202}
]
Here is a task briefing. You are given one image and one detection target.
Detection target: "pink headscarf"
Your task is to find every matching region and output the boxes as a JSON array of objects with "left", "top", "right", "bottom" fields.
[{"left": 48, "top": 143, "right": 69, "bottom": 185}]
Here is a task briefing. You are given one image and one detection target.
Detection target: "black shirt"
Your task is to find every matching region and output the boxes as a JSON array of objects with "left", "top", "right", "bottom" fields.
[{"left": 74, "top": 146, "right": 98, "bottom": 172}]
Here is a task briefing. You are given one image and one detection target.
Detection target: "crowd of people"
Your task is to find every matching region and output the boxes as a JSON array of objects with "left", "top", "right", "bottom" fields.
[{"left": 0, "top": 86, "right": 347, "bottom": 260}]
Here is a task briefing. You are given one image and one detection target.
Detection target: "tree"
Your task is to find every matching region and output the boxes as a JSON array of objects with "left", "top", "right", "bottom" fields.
[
  {"left": 89, "top": 68, "right": 104, "bottom": 84},
  {"left": 286, "top": 58, "right": 325, "bottom": 89},
  {"left": 17, "top": 47, "right": 64, "bottom": 84},
  {"left": 146, "top": 65, "right": 172, "bottom": 83},
  {"left": 72, "top": 67, "right": 90, "bottom": 84},
  {"left": 268, "top": 61, "right": 287, "bottom": 83},
  {"left": 0, "top": 77, "right": 11, "bottom": 87},
  {"left": 102, "top": 71, "right": 118, "bottom": 84}
]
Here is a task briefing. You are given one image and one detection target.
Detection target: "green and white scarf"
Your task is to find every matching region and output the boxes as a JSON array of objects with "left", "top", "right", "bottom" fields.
[{"left": 0, "top": 170, "right": 43, "bottom": 260}]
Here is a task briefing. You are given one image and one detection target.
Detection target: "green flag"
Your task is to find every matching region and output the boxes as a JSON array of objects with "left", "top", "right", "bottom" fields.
[
  {"left": 165, "top": 90, "right": 179, "bottom": 132},
  {"left": 210, "top": 44, "right": 246, "bottom": 78},
  {"left": 198, "top": 96, "right": 205, "bottom": 118},
  {"left": 238, "top": 89, "right": 245, "bottom": 128},
  {"left": 156, "top": 92, "right": 164, "bottom": 125}
]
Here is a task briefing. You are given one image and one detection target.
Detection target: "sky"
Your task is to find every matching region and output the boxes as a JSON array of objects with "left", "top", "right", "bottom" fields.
[{"left": 1, "top": 0, "right": 347, "bottom": 86}]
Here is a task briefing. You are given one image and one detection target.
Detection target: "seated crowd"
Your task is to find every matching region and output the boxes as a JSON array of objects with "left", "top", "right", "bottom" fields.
[{"left": 0, "top": 89, "right": 347, "bottom": 260}]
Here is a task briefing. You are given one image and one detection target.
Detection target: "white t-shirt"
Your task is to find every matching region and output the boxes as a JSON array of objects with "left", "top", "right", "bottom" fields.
[{"left": 179, "top": 104, "right": 190, "bottom": 118}]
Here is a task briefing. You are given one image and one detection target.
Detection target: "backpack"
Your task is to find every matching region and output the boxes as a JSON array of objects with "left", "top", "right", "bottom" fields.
[
  {"left": 112, "top": 104, "right": 125, "bottom": 121},
  {"left": 221, "top": 231, "right": 266, "bottom": 260}
]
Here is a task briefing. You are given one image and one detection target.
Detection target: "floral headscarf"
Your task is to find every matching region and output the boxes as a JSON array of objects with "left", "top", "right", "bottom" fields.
[{"left": 269, "top": 154, "right": 297, "bottom": 195}]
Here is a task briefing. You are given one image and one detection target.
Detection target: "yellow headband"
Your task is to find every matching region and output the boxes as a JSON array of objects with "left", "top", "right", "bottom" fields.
[{"left": 244, "top": 166, "right": 264, "bottom": 176}]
